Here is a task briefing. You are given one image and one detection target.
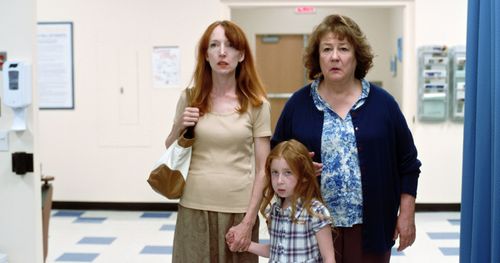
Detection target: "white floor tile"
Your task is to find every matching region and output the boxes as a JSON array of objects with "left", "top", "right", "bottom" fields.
[{"left": 46, "top": 210, "right": 459, "bottom": 263}]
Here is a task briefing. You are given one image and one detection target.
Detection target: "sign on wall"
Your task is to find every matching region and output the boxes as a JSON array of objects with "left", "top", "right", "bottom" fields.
[
  {"left": 37, "top": 22, "right": 75, "bottom": 109},
  {"left": 152, "top": 46, "right": 180, "bottom": 88}
]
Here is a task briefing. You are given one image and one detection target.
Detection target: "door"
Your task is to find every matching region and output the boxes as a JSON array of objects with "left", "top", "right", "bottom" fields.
[{"left": 256, "top": 34, "right": 307, "bottom": 132}]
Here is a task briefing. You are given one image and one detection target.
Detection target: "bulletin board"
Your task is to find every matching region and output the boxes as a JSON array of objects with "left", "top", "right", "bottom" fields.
[{"left": 37, "top": 22, "right": 75, "bottom": 109}]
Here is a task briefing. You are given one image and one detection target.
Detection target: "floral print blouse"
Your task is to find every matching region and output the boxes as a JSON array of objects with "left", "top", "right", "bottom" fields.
[{"left": 310, "top": 78, "right": 370, "bottom": 227}]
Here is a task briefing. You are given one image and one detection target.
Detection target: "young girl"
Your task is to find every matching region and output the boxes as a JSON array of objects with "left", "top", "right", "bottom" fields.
[{"left": 229, "top": 139, "right": 336, "bottom": 263}]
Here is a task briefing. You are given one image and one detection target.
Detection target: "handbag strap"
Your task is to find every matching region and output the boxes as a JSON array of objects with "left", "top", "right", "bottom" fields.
[{"left": 184, "top": 88, "right": 195, "bottom": 139}]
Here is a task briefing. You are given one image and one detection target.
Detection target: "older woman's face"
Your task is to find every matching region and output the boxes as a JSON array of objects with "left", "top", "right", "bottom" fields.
[{"left": 318, "top": 32, "right": 357, "bottom": 83}]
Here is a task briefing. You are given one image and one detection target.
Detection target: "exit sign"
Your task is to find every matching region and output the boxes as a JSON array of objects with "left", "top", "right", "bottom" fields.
[{"left": 295, "top": 6, "right": 316, "bottom": 14}]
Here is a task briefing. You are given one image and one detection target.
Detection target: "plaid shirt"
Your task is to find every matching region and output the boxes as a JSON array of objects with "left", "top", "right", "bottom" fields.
[{"left": 268, "top": 198, "right": 332, "bottom": 263}]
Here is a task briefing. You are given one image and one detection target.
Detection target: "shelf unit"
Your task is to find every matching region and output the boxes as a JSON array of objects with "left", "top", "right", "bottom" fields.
[
  {"left": 449, "top": 46, "right": 466, "bottom": 121},
  {"left": 418, "top": 45, "right": 449, "bottom": 121}
]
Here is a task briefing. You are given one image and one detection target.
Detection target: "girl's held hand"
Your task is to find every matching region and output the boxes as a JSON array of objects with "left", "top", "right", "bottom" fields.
[{"left": 226, "top": 231, "right": 235, "bottom": 247}]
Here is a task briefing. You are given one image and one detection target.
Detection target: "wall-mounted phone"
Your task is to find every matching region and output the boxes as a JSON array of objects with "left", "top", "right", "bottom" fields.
[{"left": 2, "top": 61, "right": 32, "bottom": 131}]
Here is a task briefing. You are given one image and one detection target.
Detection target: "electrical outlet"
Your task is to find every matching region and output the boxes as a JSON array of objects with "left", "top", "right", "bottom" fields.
[{"left": 0, "top": 131, "right": 8, "bottom": 151}]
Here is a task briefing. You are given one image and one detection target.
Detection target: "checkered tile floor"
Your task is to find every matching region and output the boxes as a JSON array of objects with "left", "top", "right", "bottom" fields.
[{"left": 45, "top": 210, "right": 460, "bottom": 263}]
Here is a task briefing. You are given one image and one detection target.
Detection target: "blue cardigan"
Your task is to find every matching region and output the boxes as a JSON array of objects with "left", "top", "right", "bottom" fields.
[{"left": 271, "top": 82, "right": 421, "bottom": 253}]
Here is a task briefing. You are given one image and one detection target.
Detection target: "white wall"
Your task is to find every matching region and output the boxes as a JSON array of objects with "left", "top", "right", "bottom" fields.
[
  {"left": 412, "top": 0, "right": 467, "bottom": 203},
  {"left": 37, "top": 0, "right": 228, "bottom": 202},
  {"left": 36, "top": 0, "right": 467, "bottom": 204},
  {"left": 387, "top": 7, "right": 404, "bottom": 104},
  {"left": 0, "top": 0, "right": 43, "bottom": 261}
]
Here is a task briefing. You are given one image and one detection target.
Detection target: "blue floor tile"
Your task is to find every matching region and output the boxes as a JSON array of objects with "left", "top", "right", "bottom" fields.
[
  {"left": 140, "top": 245, "right": 172, "bottom": 254},
  {"left": 47, "top": 211, "right": 461, "bottom": 262},
  {"left": 159, "top": 224, "right": 176, "bottom": 231},
  {"left": 56, "top": 252, "right": 99, "bottom": 262},
  {"left": 391, "top": 247, "right": 405, "bottom": 256},
  {"left": 141, "top": 212, "right": 172, "bottom": 218},
  {"left": 439, "top": 247, "right": 459, "bottom": 256},
  {"left": 74, "top": 217, "right": 106, "bottom": 224},
  {"left": 259, "top": 239, "right": 270, "bottom": 244},
  {"left": 78, "top": 237, "right": 116, "bottom": 245},
  {"left": 427, "top": 232, "right": 460, "bottom": 239},
  {"left": 52, "top": 210, "right": 85, "bottom": 217}
]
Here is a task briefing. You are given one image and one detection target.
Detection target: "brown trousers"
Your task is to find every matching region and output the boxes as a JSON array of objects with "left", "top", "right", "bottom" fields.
[
  {"left": 172, "top": 205, "right": 259, "bottom": 263},
  {"left": 333, "top": 224, "right": 391, "bottom": 263}
]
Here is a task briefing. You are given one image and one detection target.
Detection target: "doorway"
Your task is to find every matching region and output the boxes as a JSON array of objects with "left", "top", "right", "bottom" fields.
[{"left": 255, "top": 34, "right": 307, "bottom": 131}]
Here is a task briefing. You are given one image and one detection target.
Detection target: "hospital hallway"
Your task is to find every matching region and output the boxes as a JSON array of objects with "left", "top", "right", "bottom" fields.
[{"left": 45, "top": 210, "right": 460, "bottom": 263}]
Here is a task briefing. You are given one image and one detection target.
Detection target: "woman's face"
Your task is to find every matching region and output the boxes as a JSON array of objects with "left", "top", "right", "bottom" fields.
[
  {"left": 205, "top": 25, "right": 244, "bottom": 76},
  {"left": 318, "top": 32, "right": 357, "bottom": 83}
]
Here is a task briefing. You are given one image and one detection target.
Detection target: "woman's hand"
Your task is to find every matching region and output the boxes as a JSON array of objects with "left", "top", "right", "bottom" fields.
[
  {"left": 165, "top": 107, "right": 200, "bottom": 148},
  {"left": 393, "top": 193, "right": 416, "bottom": 251},
  {"left": 309, "top": 151, "right": 323, "bottom": 176},
  {"left": 180, "top": 107, "right": 200, "bottom": 128},
  {"left": 393, "top": 212, "right": 416, "bottom": 251}
]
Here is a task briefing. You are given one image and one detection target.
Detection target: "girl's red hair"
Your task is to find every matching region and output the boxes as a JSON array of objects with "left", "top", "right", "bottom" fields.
[{"left": 261, "top": 139, "right": 325, "bottom": 223}]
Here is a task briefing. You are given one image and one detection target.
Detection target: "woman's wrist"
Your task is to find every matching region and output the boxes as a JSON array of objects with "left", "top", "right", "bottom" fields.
[{"left": 241, "top": 217, "right": 254, "bottom": 227}]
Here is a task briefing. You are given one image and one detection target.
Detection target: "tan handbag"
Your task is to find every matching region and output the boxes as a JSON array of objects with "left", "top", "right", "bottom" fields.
[
  {"left": 147, "top": 127, "right": 194, "bottom": 199},
  {"left": 148, "top": 88, "right": 194, "bottom": 199}
]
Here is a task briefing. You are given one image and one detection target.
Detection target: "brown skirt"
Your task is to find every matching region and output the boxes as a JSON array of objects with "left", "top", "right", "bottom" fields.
[
  {"left": 333, "top": 224, "right": 391, "bottom": 263},
  {"left": 172, "top": 205, "right": 259, "bottom": 263}
]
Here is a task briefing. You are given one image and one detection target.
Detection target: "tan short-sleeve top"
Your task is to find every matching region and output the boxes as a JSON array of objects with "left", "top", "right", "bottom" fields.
[{"left": 173, "top": 89, "right": 271, "bottom": 213}]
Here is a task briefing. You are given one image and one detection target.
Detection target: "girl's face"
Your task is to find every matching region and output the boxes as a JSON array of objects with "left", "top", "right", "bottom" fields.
[
  {"left": 318, "top": 32, "right": 357, "bottom": 83},
  {"left": 205, "top": 25, "right": 245, "bottom": 76},
  {"left": 270, "top": 157, "right": 298, "bottom": 208}
]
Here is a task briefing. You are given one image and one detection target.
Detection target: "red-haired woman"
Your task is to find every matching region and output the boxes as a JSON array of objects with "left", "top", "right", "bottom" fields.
[{"left": 164, "top": 20, "right": 270, "bottom": 262}]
